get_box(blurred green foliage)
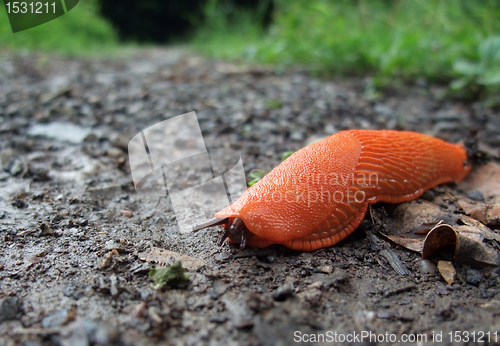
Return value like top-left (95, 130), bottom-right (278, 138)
top-left (0, 0), bottom-right (119, 56)
top-left (193, 0), bottom-right (500, 84)
top-left (451, 36), bottom-right (500, 101)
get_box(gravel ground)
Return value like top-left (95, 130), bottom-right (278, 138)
top-left (0, 48), bottom-right (500, 346)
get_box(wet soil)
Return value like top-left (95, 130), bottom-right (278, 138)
top-left (0, 48), bottom-right (500, 346)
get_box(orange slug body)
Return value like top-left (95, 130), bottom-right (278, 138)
top-left (206, 130), bottom-right (471, 251)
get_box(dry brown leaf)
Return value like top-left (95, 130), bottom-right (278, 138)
top-left (455, 162), bottom-right (500, 226)
top-left (380, 200), bottom-right (500, 266)
top-left (459, 216), bottom-right (500, 242)
top-left (437, 261), bottom-right (456, 284)
top-left (457, 200), bottom-right (488, 223)
top-left (138, 247), bottom-right (204, 271)
top-left (458, 199), bottom-right (500, 226)
top-left (485, 203), bottom-right (500, 226)
top-left (99, 249), bottom-right (119, 269)
top-left (379, 234), bottom-right (423, 253)
top-left (459, 162), bottom-right (500, 202)
top-left (454, 225), bottom-right (500, 266)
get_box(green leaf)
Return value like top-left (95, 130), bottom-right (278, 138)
top-left (478, 69), bottom-right (500, 85)
top-left (453, 60), bottom-right (481, 76)
top-left (265, 99), bottom-right (283, 109)
top-left (149, 261), bottom-right (189, 290)
top-left (281, 151), bottom-right (295, 162)
top-left (479, 37), bottom-right (500, 67)
top-left (450, 77), bottom-right (470, 90)
top-left (248, 169), bottom-right (265, 186)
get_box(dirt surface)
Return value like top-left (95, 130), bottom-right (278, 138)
top-left (1, 48), bottom-right (500, 346)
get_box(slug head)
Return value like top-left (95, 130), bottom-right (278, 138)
top-left (193, 217), bottom-right (249, 249)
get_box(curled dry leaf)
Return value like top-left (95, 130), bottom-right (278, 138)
top-left (422, 224), bottom-right (457, 260)
top-left (423, 222), bottom-right (500, 266)
top-left (138, 247), bottom-right (204, 271)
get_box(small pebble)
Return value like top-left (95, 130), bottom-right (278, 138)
top-left (0, 172), bottom-right (10, 181)
top-left (120, 210), bottom-right (133, 217)
top-left (104, 240), bottom-right (123, 251)
top-left (466, 269), bottom-right (482, 286)
top-left (377, 310), bottom-right (395, 319)
top-left (0, 297), bottom-right (20, 321)
top-left (419, 259), bottom-right (437, 275)
top-left (82, 319), bottom-right (119, 344)
top-left (78, 218), bottom-right (88, 226)
top-left (209, 315), bottom-right (228, 324)
top-left (290, 130), bottom-right (304, 141)
top-left (40, 222), bottom-right (54, 236)
top-left (320, 265), bottom-right (333, 274)
top-left (64, 284), bottom-right (85, 300)
top-left (7, 158), bottom-right (24, 176)
top-left (107, 148), bottom-right (123, 158)
top-left (110, 275), bottom-right (119, 297)
top-left (466, 190), bottom-right (484, 201)
top-left (308, 281), bottom-right (324, 290)
top-left (480, 300), bottom-right (500, 312)
top-left (42, 309), bottom-right (70, 328)
top-left (266, 255), bottom-right (276, 263)
top-left (271, 283), bottom-right (294, 301)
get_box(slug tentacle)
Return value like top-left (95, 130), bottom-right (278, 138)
top-left (240, 229), bottom-right (247, 249)
top-left (228, 218), bottom-right (247, 249)
top-left (217, 222), bottom-right (231, 246)
top-left (192, 217), bottom-right (228, 232)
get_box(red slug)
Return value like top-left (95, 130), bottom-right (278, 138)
top-left (194, 130), bottom-right (471, 251)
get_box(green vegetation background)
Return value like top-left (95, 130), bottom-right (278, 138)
top-left (195, 0), bottom-right (500, 79)
top-left (1, 0), bottom-right (499, 95)
top-left (0, 0), bottom-right (119, 56)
